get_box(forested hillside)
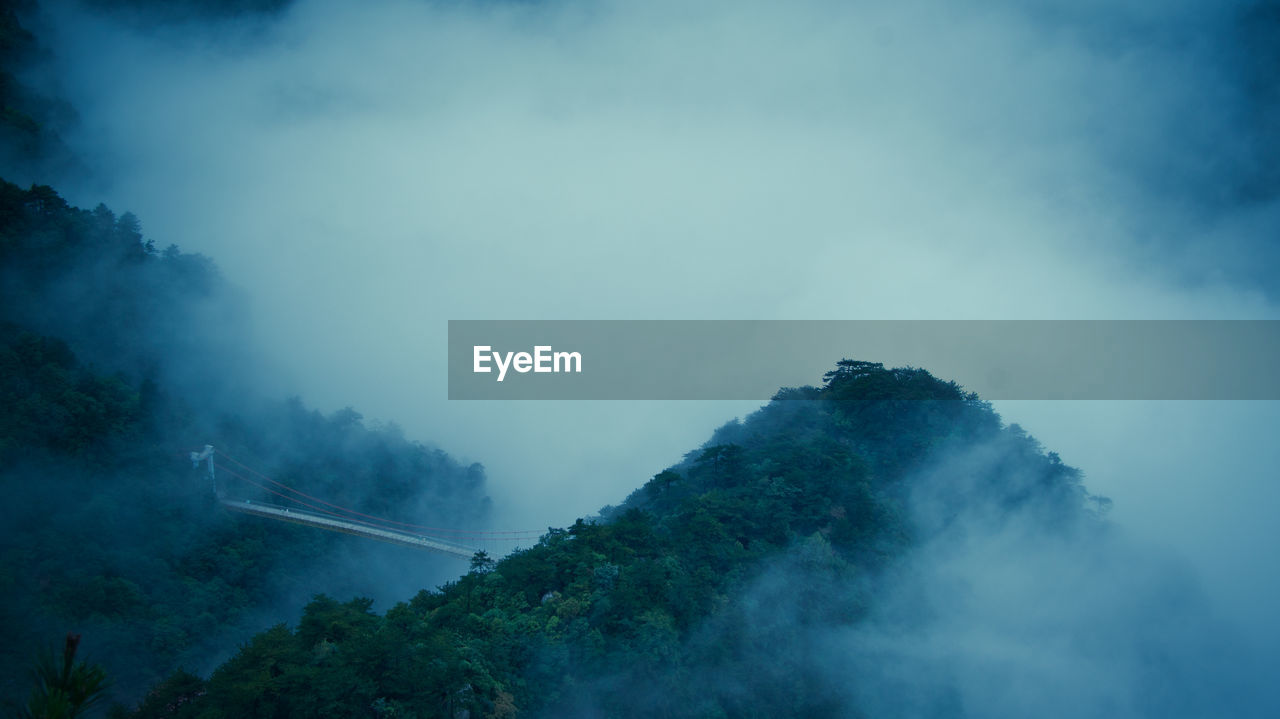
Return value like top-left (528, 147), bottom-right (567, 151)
top-left (0, 0), bottom-right (80, 186)
top-left (6, 1), bottom-right (1265, 717)
top-left (0, 176), bottom-right (1107, 714)
top-left (125, 361), bottom-right (1105, 718)
top-left (0, 180), bottom-right (495, 706)
top-left (0, 175), bottom-right (1108, 715)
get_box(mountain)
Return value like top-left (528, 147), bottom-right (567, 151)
top-left (0, 181), bottom-right (495, 706)
top-left (120, 360), bottom-right (1109, 718)
top-left (2, 5), bottom-right (1251, 715)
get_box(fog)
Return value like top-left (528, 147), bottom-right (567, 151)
top-left (15, 0), bottom-right (1280, 710)
top-left (834, 433), bottom-right (1280, 717)
top-left (993, 400), bottom-right (1280, 656)
top-left (546, 408), bottom-right (1280, 717)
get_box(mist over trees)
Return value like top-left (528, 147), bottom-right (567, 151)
top-left (3, 1), bottom-right (1277, 717)
top-left (113, 359), bottom-right (1269, 719)
top-left (109, 360), bottom-right (1139, 718)
top-left (0, 181), bottom-right (496, 706)
top-left (0, 3), bottom-right (505, 708)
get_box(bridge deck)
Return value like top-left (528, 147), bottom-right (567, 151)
top-left (220, 499), bottom-right (478, 560)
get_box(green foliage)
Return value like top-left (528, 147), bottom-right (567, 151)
top-left (0, 184), bottom-right (496, 709)
top-left (0, 178), bottom-right (1102, 718)
top-left (135, 359), bottom-right (1097, 718)
top-left (0, 324), bottom-right (142, 461)
top-left (123, 670), bottom-right (205, 719)
top-left (14, 633), bottom-right (109, 719)
top-left (0, 338), bottom-right (493, 705)
top-left (0, 0), bottom-right (80, 185)
top-left (0, 180), bottom-right (247, 392)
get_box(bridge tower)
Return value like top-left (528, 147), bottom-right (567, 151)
top-left (190, 444), bottom-right (216, 496)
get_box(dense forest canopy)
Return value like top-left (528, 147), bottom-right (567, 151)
top-left (0, 176), bottom-right (1113, 715)
top-left (0, 4), bottom-right (510, 707)
top-left (3, 1), bottom-right (1274, 717)
top-left (110, 358), bottom-right (1111, 718)
top-left (0, 177), bottom-right (1222, 719)
top-left (0, 180), bottom-right (496, 707)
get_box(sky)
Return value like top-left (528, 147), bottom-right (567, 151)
top-left (28, 0), bottom-right (1280, 668)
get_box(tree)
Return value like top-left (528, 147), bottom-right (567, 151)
top-left (469, 550), bottom-right (496, 575)
top-left (822, 359), bottom-right (885, 385)
top-left (654, 470), bottom-right (680, 491)
top-left (15, 633), bottom-right (108, 719)
top-left (696, 444), bottom-right (744, 487)
top-left (126, 670), bottom-right (206, 719)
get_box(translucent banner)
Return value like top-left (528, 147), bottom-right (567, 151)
top-left (447, 320), bottom-right (1280, 400)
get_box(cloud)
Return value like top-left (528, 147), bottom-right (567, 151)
top-left (833, 432), bottom-right (1280, 717)
top-left (27, 0), bottom-right (1280, 597)
top-left (7, 5), bottom-right (1277, 713)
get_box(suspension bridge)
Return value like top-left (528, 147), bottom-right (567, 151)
top-left (188, 445), bottom-right (542, 560)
